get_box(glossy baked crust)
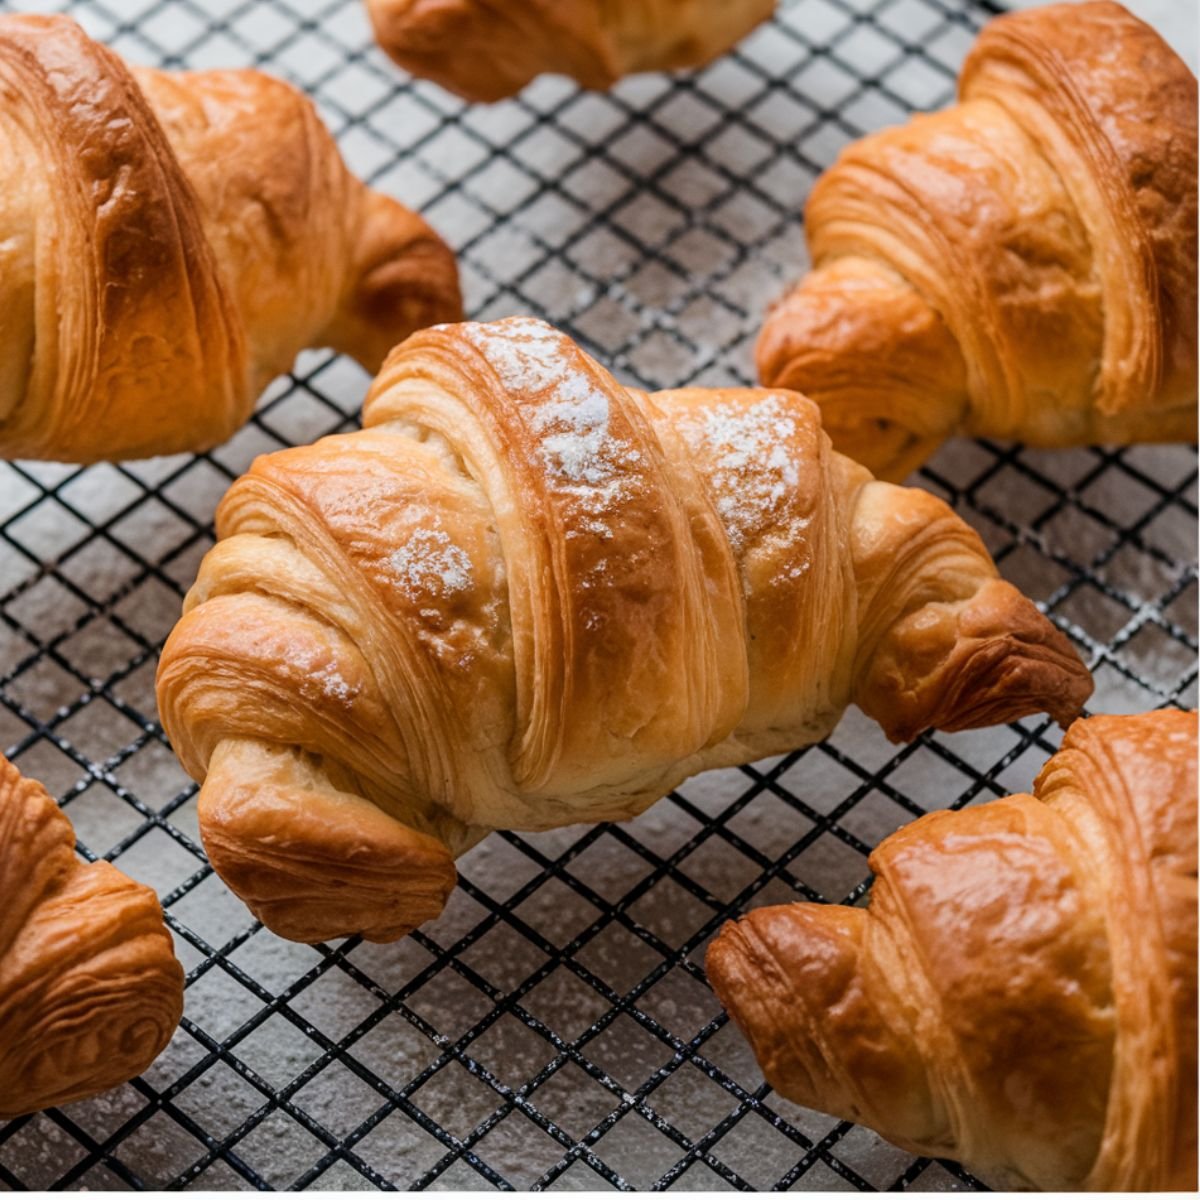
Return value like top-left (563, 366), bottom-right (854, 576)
top-left (156, 316), bottom-right (1091, 944)
top-left (708, 710), bottom-right (1198, 1191)
top-left (0, 13), bottom-right (461, 463)
top-left (366, 0), bottom-right (775, 102)
top-left (757, 1), bottom-right (1198, 480)
top-left (0, 754), bottom-right (184, 1119)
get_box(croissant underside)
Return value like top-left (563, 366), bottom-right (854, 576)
top-left (366, 0), bottom-right (776, 101)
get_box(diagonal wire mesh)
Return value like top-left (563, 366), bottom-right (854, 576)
top-left (0, 0), bottom-right (1195, 1190)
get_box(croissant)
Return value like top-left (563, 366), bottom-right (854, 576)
top-left (156, 316), bottom-right (1091, 945)
top-left (0, 754), bottom-right (184, 1119)
top-left (366, 0), bottom-right (775, 102)
top-left (757, 0), bottom-right (1198, 482)
top-left (708, 710), bottom-right (1198, 1191)
top-left (0, 13), bottom-right (461, 464)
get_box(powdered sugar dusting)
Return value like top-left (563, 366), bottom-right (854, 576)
top-left (678, 394), bottom-right (805, 553)
top-left (464, 316), bottom-right (575, 394)
top-left (286, 642), bottom-right (359, 703)
top-left (389, 528), bottom-right (473, 602)
top-left (312, 663), bottom-right (354, 701)
top-left (463, 318), bottom-right (642, 538)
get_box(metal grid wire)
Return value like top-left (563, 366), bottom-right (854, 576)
top-left (0, 0), bottom-right (1195, 1190)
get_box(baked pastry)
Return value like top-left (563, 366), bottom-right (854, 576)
top-left (0, 13), bottom-right (461, 464)
top-left (757, 1), bottom-right (1198, 482)
top-left (156, 316), bottom-right (1091, 945)
top-left (366, 0), bottom-right (775, 102)
top-left (708, 710), bottom-right (1197, 1191)
top-left (0, 753), bottom-right (185, 1119)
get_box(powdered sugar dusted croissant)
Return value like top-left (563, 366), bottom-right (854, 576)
top-left (157, 317), bottom-right (1091, 944)
top-left (0, 754), bottom-right (184, 1118)
top-left (366, 0), bottom-right (775, 102)
top-left (757, 1), bottom-right (1198, 481)
top-left (708, 710), bottom-right (1197, 1191)
top-left (0, 13), bottom-right (461, 463)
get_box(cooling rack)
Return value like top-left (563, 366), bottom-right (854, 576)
top-left (0, 0), bottom-right (1195, 1190)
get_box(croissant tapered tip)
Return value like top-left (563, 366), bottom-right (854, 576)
top-left (706, 918), bottom-right (766, 1039)
top-left (706, 919), bottom-right (747, 1012)
top-left (756, 259), bottom-right (969, 482)
top-left (857, 579), bottom-right (1093, 744)
top-left (707, 903), bottom-right (876, 1117)
top-left (706, 916), bottom-right (784, 1080)
top-left (196, 740), bottom-right (459, 945)
top-left (326, 191), bottom-right (463, 374)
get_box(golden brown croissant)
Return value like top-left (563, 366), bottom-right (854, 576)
top-left (0, 13), bottom-right (461, 464)
top-left (366, 0), bottom-right (775, 102)
top-left (708, 709), bottom-right (1198, 1192)
top-left (156, 316), bottom-right (1091, 945)
top-left (757, 1), bottom-right (1198, 482)
top-left (0, 753), bottom-right (185, 1119)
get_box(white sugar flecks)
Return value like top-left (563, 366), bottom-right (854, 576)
top-left (389, 528), bottom-right (473, 602)
top-left (312, 663), bottom-right (355, 702)
top-left (286, 641), bottom-right (360, 703)
top-left (463, 319), bottom-right (642, 537)
top-left (464, 316), bottom-right (575, 394)
top-left (678, 394), bottom-right (805, 552)
top-left (532, 372), bottom-right (613, 486)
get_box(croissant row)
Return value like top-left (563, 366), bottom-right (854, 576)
top-left (366, 0), bottom-right (777, 102)
top-left (0, 754), bottom-right (184, 1119)
top-left (707, 710), bottom-right (1198, 1192)
top-left (0, 13), bottom-right (462, 464)
top-left (757, 0), bottom-right (1198, 480)
top-left (156, 317), bottom-right (1091, 945)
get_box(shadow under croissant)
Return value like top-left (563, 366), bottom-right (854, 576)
top-left (155, 317), bottom-right (1092, 948)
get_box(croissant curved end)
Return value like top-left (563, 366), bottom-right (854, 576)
top-left (325, 191), bottom-right (463, 374)
top-left (198, 740), bottom-right (458, 945)
top-left (756, 259), bottom-right (968, 483)
top-left (706, 913), bottom-right (824, 1101)
top-left (857, 578), bottom-right (1093, 743)
top-left (0, 866), bottom-right (185, 1118)
top-left (707, 903), bottom-right (903, 1130)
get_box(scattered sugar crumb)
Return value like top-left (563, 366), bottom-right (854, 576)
top-left (286, 643), bottom-right (359, 703)
top-left (389, 528), bottom-right (473, 602)
top-left (312, 663), bottom-right (354, 701)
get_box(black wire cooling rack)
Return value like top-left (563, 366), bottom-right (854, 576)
top-left (0, 0), bottom-right (1196, 1190)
